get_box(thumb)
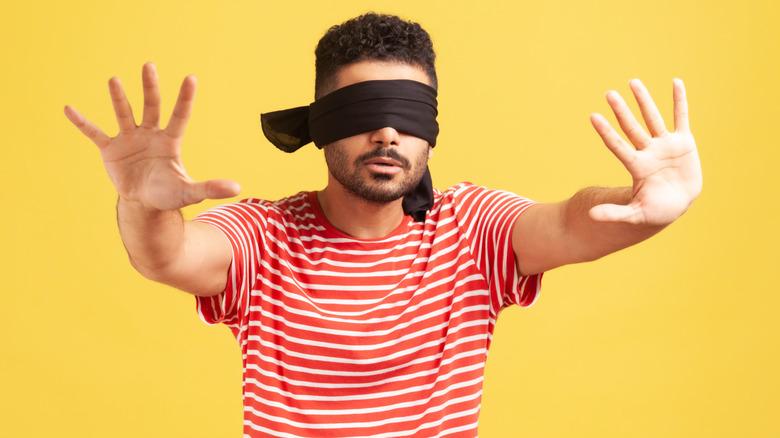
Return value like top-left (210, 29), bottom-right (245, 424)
top-left (589, 203), bottom-right (643, 224)
top-left (184, 179), bottom-right (242, 206)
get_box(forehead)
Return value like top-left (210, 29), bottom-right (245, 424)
top-left (335, 61), bottom-right (431, 90)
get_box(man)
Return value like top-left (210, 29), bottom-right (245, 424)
top-left (64, 13), bottom-right (701, 438)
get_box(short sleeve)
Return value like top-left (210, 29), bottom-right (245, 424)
top-left (450, 183), bottom-right (542, 315)
top-left (192, 201), bottom-right (267, 335)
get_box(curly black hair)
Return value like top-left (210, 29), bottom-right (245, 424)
top-left (314, 13), bottom-right (437, 99)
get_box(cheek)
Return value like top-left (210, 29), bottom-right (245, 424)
top-left (323, 143), bottom-right (347, 172)
top-left (324, 137), bottom-right (367, 164)
top-left (414, 146), bottom-right (431, 170)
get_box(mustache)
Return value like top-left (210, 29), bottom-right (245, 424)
top-left (356, 148), bottom-right (410, 169)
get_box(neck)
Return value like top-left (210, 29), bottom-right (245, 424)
top-left (317, 183), bottom-right (406, 240)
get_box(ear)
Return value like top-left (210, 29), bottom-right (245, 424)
top-left (428, 145), bottom-right (434, 159)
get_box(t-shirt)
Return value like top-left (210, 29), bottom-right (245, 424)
top-left (194, 182), bottom-right (542, 438)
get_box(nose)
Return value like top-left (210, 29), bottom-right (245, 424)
top-left (370, 127), bottom-right (400, 147)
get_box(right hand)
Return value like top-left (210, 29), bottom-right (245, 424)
top-left (65, 62), bottom-right (241, 211)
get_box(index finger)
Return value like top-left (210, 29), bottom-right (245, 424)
top-left (673, 78), bottom-right (690, 133)
top-left (629, 79), bottom-right (667, 137)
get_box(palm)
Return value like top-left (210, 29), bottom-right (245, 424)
top-left (99, 126), bottom-right (192, 211)
top-left (589, 79), bottom-right (702, 225)
top-left (65, 63), bottom-right (240, 211)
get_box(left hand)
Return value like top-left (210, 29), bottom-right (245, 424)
top-left (588, 79), bottom-right (702, 226)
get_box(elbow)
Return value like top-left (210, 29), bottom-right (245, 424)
top-left (126, 254), bottom-right (176, 284)
top-left (126, 253), bottom-right (226, 297)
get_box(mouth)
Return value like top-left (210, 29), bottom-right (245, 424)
top-left (364, 157), bottom-right (404, 175)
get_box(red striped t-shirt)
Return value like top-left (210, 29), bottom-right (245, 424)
top-left (194, 182), bottom-right (542, 437)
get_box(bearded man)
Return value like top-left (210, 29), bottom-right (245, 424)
top-left (65, 12), bottom-right (701, 438)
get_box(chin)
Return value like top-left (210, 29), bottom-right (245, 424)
top-left (347, 176), bottom-right (412, 204)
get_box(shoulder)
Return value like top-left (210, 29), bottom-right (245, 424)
top-left (195, 191), bottom-right (316, 226)
top-left (424, 182), bottom-right (491, 225)
top-left (209, 191), bottom-right (311, 212)
top-left (433, 182), bottom-right (476, 203)
top-left (265, 191), bottom-right (315, 216)
top-left (431, 182), bottom-right (536, 222)
top-left (434, 182), bottom-right (514, 208)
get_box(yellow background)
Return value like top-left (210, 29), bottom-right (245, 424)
top-left (1, 0), bottom-right (778, 436)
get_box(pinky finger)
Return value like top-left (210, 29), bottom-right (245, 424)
top-left (64, 105), bottom-right (111, 148)
top-left (590, 113), bottom-right (636, 168)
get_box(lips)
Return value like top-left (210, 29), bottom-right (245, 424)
top-left (364, 157), bottom-right (404, 174)
top-left (366, 157), bottom-right (403, 167)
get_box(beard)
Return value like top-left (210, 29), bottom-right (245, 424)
top-left (324, 142), bottom-right (429, 204)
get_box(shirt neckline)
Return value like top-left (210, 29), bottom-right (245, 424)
top-left (307, 191), bottom-right (414, 242)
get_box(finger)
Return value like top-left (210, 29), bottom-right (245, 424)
top-left (629, 79), bottom-right (667, 137)
top-left (141, 62), bottom-right (161, 128)
top-left (605, 90), bottom-right (652, 149)
top-left (108, 77), bottom-right (136, 132)
top-left (64, 105), bottom-right (111, 148)
top-left (165, 75), bottom-right (197, 138)
top-left (590, 113), bottom-right (636, 168)
top-left (589, 203), bottom-right (643, 224)
top-left (673, 78), bottom-right (690, 133)
top-left (184, 179), bottom-right (242, 206)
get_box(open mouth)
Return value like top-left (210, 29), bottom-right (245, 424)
top-left (365, 157), bottom-right (403, 167)
top-left (365, 158), bottom-right (403, 175)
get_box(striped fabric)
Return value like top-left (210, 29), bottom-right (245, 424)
top-left (194, 182), bottom-right (542, 437)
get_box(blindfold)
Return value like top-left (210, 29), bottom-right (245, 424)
top-left (260, 79), bottom-right (439, 221)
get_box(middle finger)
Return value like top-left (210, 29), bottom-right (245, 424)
top-left (606, 90), bottom-right (652, 150)
top-left (141, 62), bottom-right (161, 128)
top-left (629, 79), bottom-right (667, 138)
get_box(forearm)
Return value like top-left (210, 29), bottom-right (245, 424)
top-left (514, 187), bottom-right (667, 276)
top-left (115, 197), bottom-right (230, 296)
top-left (561, 187), bottom-right (665, 263)
top-left (116, 196), bottom-right (187, 281)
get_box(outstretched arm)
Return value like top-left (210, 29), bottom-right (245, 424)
top-left (513, 79), bottom-right (702, 276)
top-left (65, 62), bottom-right (241, 296)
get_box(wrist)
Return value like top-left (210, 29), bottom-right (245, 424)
top-left (116, 195), bottom-right (179, 217)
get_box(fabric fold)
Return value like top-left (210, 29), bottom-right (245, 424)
top-left (260, 106), bottom-right (311, 153)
